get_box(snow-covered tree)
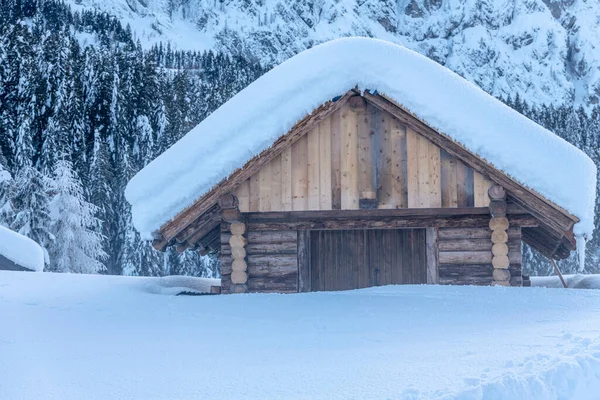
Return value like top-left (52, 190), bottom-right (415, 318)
top-left (48, 158), bottom-right (106, 273)
top-left (0, 151), bottom-right (14, 227)
top-left (11, 165), bottom-right (52, 265)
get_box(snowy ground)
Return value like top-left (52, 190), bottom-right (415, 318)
top-left (1, 272), bottom-right (600, 399)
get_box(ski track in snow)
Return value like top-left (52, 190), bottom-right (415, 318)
top-left (1, 271), bottom-right (600, 399)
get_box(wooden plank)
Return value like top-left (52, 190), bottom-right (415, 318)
top-left (428, 141), bottom-right (441, 208)
top-left (482, 177), bottom-right (493, 208)
top-left (246, 230), bottom-right (297, 243)
top-left (307, 126), bottom-right (321, 210)
top-left (258, 161), bottom-right (271, 212)
top-left (473, 171), bottom-right (486, 207)
top-left (440, 149), bottom-right (458, 207)
top-left (341, 105), bottom-right (359, 209)
top-left (391, 120), bottom-right (407, 208)
top-left (439, 226), bottom-right (522, 240)
top-left (438, 251), bottom-right (493, 265)
top-left (235, 179), bottom-right (250, 213)
top-left (358, 106), bottom-right (375, 201)
top-left (319, 118), bottom-right (332, 210)
top-left (247, 214), bottom-right (536, 231)
top-left (270, 155), bottom-right (282, 211)
top-left (292, 134), bottom-right (308, 210)
top-left (298, 230), bottom-right (311, 292)
top-left (249, 173), bottom-right (260, 212)
top-left (438, 238), bottom-right (493, 252)
top-left (281, 147), bottom-right (293, 211)
top-left (406, 127), bottom-right (419, 207)
top-left (377, 108), bottom-right (394, 208)
top-left (417, 134), bottom-right (430, 208)
top-left (330, 109), bottom-right (342, 210)
top-left (246, 241), bottom-right (297, 255)
top-left (426, 227), bottom-right (438, 284)
top-left (455, 159), bottom-right (472, 207)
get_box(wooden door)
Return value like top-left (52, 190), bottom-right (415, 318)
top-left (309, 229), bottom-right (427, 291)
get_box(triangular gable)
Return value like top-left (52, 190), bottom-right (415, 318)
top-left (154, 91), bottom-right (578, 259)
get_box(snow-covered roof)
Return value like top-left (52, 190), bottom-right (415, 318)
top-left (126, 37), bottom-right (596, 239)
top-left (0, 225), bottom-right (45, 272)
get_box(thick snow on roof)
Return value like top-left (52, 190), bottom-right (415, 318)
top-left (126, 37), bottom-right (596, 238)
top-left (0, 225), bottom-right (44, 272)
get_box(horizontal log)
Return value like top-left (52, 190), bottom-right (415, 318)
top-left (247, 254), bottom-right (297, 268)
top-left (439, 263), bottom-right (493, 277)
top-left (230, 283), bottom-right (248, 293)
top-left (492, 243), bottom-right (509, 256)
top-left (491, 230), bottom-right (508, 244)
top-left (246, 230), bottom-right (297, 243)
top-left (438, 238), bottom-right (492, 252)
top-left (232, 246), bottom-right (246, 259)
top-left (439, 277), bottom-right (493, 286)
top-left (232, 259), bottom-right (247, 272)
top-left (509, 276), bottom-right (523, 286)
top-left (244, 207), bottom-right (527, 222)
top-left (492, 281), bottom-right (510, 287)
top-left (489, 217), bottom-right (509, 231)
top-left (231, 270), bottom-right (248, 284)
top-left (488, 185), bottom-right (507, 201)
top-left (247, 215), bottom-right (537, 232)
top-left (439, 251), bottom-right (492, 265)
top-left (493, 268), bottom-right (511, 282)
top-left (492, 255), bottom-right (510, 269)
top-left (222, 208), bottom-right (242, 223)
top-left (230, 222), bottom-right (246, 235)
top-left (247, 263), bottom-right (298, 278)
top-left (218, 193), bottom-right (238, 209)
top-left (438, 226), bottom-right (521, 240)
top-left (229, 235), bottom-right (247, 248)
top-left (247, 276), bottom-right (298, 293)
top-left (489, 200), bottom-right (507, 218)
top-left (246, 242), bottom-right (297, 255)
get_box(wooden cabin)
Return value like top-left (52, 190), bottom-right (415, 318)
top-left (127, 38), bottom-right (594, 294)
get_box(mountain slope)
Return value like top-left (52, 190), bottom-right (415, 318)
top-left (68, 0), bottom-right (600, 107)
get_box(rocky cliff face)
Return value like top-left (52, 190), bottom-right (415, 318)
top-left (71, 0), bottom-right (600, 107)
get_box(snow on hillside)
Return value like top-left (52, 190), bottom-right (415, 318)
top-left (2, 271), bottom-right (600, 399)
top-left (67, 0), bottom-right (600, 107)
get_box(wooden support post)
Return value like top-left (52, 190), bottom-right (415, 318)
top-left (489, 185), bottom-right (511, 286)
top-left (220, 194), bottom-right (248, 293)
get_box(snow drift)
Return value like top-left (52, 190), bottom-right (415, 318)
top-left (126, 37), bottom-right (596, 240)
top-left (2, 271), bottom-right (600, 399)
top-left (0, 225), bottom-right (44, 272)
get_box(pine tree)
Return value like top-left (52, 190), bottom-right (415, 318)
top-left (48, 158), bottom-right (106, 273)
top-left (0, 149), bottom-right (14, 227)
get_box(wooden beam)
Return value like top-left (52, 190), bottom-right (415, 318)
top-left (297, 230), bottom-right (311, 292)
top-left (154, 92), bottom-right (354, 249)
top-left (245, 212), bottom-right (537, 232)
top-left (426, 228), bottom-right (438, 284)
top-left (361, 91), bottom-right (578, 233)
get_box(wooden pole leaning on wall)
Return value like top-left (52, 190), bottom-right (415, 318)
top-left (220, 194), bottom-right (248, 293)
top-left (488, 185), bottom-right (511, 286)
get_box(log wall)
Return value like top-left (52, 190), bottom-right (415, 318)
top-left (221, 224), bottom-right (298, 294)
top-left (234, 102), bottom-right (493, 213)
top-left (437, 227), bottom-right (523, 286)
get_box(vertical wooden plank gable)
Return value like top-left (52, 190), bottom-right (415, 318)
top-left (406, 127), bottom-right (419, 208)
top-left (281, 147), bottom-right (293, 211)
top-left (330, 109), bottom-right (342, 210)
top-left (235, 179), bottom-right (250, 213)
top-left (307, 126), bottom-right (321, 210)
top-left (358, 105), bottom-right (376, 201)
top-left (341, 104), bottom-right (359, 209)
top-left (428, 141), bottom-right (442, 208)
top-left (319, 118), bottom-right (333, 210)
top-left (440, 149), bottom-right (458, 208)
top-left (292, 134), bottom-right (309, 210)
top-left (249, 173), bottom-right (260, 212)
top-left (417, 134), bottom-right (430, 208)
top-left (259, 160), bottom-right (272, 211)
top-left (390, 120), bottom-right (408, 208)
top-left (270, 155), bottom-right (282, 211)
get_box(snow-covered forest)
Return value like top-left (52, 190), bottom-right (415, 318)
top-left (0, 0), bottom-right (599, 276)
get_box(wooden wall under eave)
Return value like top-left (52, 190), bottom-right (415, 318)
top-left (437, 227), bottom-right (523, 286)
top-left (234, 102), bottom-right (494, 213)
top-left (220, 224), bottom-right (298, 294)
